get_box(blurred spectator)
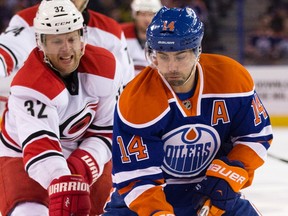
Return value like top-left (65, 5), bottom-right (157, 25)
top-left (204, 0), bottom-right (233, 18)
top-left (90, 0), bottom-right (227, 53)
top-left (0, 0), bottom-right (13, 32)
top-left (89, 0), bottom-right (131, 22)
top-left (245, 0), bottom-right (288, 64)
top-left (91, 0), bottom-right (232, 54)
top-left (8, 0), bottom-right (288, 65)
top-left (161, 0), bottom-right (225, 52)
top-left (0, 0), bottom-right (40, 32)
top-left (161, 0), bottom-right (208, 22)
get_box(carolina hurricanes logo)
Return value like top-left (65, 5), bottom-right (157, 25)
top-left (59, 102), bottom-right (97, 140)
top-left (69, 114), bottom-right (92, 134)
top-left (162, 124), bottom-right (220, 177)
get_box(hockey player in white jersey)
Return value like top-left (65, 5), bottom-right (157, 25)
top-left (0, 0), bottom-right (134, 125)
top-left (0, 0), bottom-right (134, 212)
top-left (0, 0), bottom-right (134, 81)
top-left (121, 0), bottom-right (162, 75)
top-left (0, 0), bottom-right (121, 215)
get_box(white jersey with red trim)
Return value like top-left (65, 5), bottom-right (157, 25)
top-left (0, 44), bottom-right (120, 189)
top-left (121, 22), bottom-right (148, 76)
top-left (0, 5), bottom-right (134, 86)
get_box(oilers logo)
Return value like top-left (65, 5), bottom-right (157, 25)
top-left (162, 124), bottom-right (220, 177)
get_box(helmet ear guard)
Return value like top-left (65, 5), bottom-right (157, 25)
top-left (193, 46), bottom-right (202, 60)
top-left (144, 43), bottom-right (157, 68)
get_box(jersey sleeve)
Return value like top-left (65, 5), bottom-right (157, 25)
top-left (112, 102), bottom-right (174, 215)
top-left (118, 31), bottom-right (135, 86)
top-left (8, 85), bottom-right (70, 189)
top-left (76, 45), bottom-right (121, 175)
top-left (79, 88), bottom-right (116, 175)
top-left (227, 89), bottom-right (273, 187)
top-left (0, 14), bottom-right (36, 77)
top-left (199, 54), bottom-right (273, 187)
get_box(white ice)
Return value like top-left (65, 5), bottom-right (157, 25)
top-left (242, 127), bottom-right (288, 216)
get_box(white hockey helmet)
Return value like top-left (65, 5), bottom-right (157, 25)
top-left (131, 0), bottom-right (162, 14)
top-left (34, 0), bottom-right (84, 35)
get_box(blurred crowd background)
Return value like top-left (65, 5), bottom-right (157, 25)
top-left (1, 0), bottom-right (288, 65)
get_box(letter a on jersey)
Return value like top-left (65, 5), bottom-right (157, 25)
top-left (211, 100), bottom-right (230, 126)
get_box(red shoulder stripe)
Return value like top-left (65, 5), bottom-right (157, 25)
top-left (17, 4), bottom-right (39, 27)
top-left (0, 46), bottom-right (16, 76)
top-left (11, 49), bottom-right (65, 100)
top-left (121, 22), bottom-right (136, 39)
top-left (87, 10), bottom-right (122, 39)
top-left (79, 44), bottom-right (116, 79)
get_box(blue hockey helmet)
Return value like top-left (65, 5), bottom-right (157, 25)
top-left (146, 6), bottom-right (204, 52)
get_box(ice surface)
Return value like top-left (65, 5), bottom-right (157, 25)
top-left (242, 127), bottom-right (288, 216)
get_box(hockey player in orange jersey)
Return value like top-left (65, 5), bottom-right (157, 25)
top-left (0, 0), bottom-right (121, 215)
top-left (103, 6), bottom-right (273, 216)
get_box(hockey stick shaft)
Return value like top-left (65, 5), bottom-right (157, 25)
top-left (268, 153), bottom-right (288, 163)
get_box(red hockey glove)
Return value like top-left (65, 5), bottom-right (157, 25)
top-left (67, 149), bottom-right (100, 185)
top-left (48, 175), bottom-right (91, 216)
top-left (194, 157), bottom-right (249, 215)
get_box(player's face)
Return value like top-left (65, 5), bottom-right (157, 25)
top-left (71, 0), bottom-right (88, 12)
top-left (155, 50), bottom-right (197, 91)
top-left (134, 11), bottom-right (155, 39)
top-left (43, 31), bottom-right (84, 77)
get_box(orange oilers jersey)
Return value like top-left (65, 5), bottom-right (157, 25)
top-left (0, 45), bottom-right (120, 189)
top-left (111, 54), bottom-right (273, 215)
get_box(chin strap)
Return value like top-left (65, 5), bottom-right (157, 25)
top-left (182, 58), bottom-right (198, 86)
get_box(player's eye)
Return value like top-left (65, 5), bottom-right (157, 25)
top-left (159, 54), bottom-right (169, 61)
